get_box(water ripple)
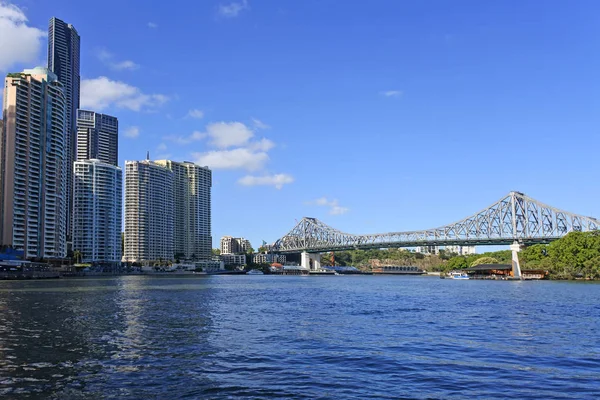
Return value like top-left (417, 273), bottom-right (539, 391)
top-left (0, 276), bottom-right (599, 398)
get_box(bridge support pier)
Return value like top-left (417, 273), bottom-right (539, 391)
top-left (510, 241), bottom-right (524, 279)
top-left (301, 251), bottom-right (321, 271)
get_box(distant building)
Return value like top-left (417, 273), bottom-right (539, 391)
top-left (124, 160), bottom-right (174, 263)
top-left (155, 160), bottom-right (211, 261)
top-left (48, 17), bottom-right (80, 242)
top-left (220, 236), bottom-right (252, 254)
top-left (221, 253), bottom-right (246, 266)
top-left (415, 245), bottom-right (439, 255)
top-left (76, 110), bottom-right (118, 166)
top-left (445, 245), bottom-right (477, 256)
top-left (72, 160), bottom-right (122, 264)
top-left (253, 253), bottom-right (286, 265)
top-left (0, 68), bottom-right (67, 259)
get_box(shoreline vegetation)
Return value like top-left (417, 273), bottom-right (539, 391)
top-left (319, 231), bottom-right (600, 281)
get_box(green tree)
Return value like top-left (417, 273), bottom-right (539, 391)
top-left (445, 256), bottom-right (468, 271)
top-left (470, 256), bottom-right (499, 267)
top-left (73, 250), bottom-right (82, 264)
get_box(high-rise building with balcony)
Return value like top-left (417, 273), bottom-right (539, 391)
top-left (72, 160), bottom-right (122, 264)
top-left (124, 160), bottom-right (174, 263)
top-left (0, 68), bottom-right (67, 259)
top-left (155, 160), bottom-right (212, 261)
top-left (76, 110), bottom-right (118, 166)
top-left (48, 17), bottom-right (80, 242)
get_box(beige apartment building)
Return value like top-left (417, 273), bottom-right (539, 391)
top-left (124, 160), bottom-right (174, 263)
top-left (0, 68), bottom-right (68, 259)
top-left (155, 160), bottom-right (212, 261)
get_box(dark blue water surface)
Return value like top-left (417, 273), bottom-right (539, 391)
top-left (0, 275), bottom-right (599, 399)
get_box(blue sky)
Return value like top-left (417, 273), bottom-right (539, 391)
top-left (1, 0), bottom-right (599, 250)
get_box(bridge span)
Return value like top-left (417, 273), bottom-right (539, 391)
top-left (272, 191), bottom-right (600, 278)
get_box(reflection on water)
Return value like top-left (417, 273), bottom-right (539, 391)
top-left (0, 276), bottom-right (599, 399)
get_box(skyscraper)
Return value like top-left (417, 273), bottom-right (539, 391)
top-left (48, 17), bottom-right (80, 241)
top-left (124, 160), bottom-right (174, 263)
top-left (155, 160), bottom-right (212, 260)
top-left (76, 110), bottom-right (118, 166)
top-left (72, 160), bottom-right (122, 264)
top-left (0, 68), bottom-right (67, 259)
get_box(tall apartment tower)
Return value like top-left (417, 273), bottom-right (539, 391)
top-left (72, 160), bottom-right (122, 264)
top-left (124, 160), bottom-right (174, 263)
top-left (0, 68), bottom-right (67, 259)
top-left (48, 17), bottom-right (80, 241)
top-left (76, 110), bottom-right (118, 165)
top-left (155, 160), bottom-right (212, 261)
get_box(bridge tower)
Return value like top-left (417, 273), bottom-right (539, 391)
top-left (301, 251), bottom-right (321, 271)
top-left (510, 241), bottom-right (524, 279)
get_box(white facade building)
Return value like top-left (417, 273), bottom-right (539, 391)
top-left (220, 236), bottom-right (252, 254)
top-left (444, 245), bottom-right (477, 256)
top-left (155, 160), bottom-right (211, 260)
top-left (124, 160), bottom-right (174, 263)
top-left (72, 160), bottom-right (122, 263)
top-left (253, 253), bottom-right (287, 264)
top-left (0, 68), bottom-right (67, 259)
top-left (415, 245), bottom-right (440, 255)
top-left (221, 253), bottom-right (246, 266)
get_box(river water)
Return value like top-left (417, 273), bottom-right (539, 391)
top-left (0, 275), bottom-right (598, 399)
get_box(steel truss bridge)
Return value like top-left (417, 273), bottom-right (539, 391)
top-left (273, 191), bottom-right (600, 254)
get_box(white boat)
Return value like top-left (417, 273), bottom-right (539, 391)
top-left (246, 269), bottom-right (264, 275)
top-left (449, 271), bottom-right (470, 280)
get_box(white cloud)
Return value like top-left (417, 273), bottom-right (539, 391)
top-left (97, 49), bottom-right (139, 71)
top-left (238, 174), bottom-right (294, 189)
top-left (309, 197), bottom-right (350, 215)
top-left (248, 138), bottom-right (275, 152)
top-left (157, 143), bottom-right (167, 151)
top-left (163, 130), bottom-right (206, 145)
top-left (147, 22), bottom-right (158, 28)
top-left (192, 148), bottom-right (269, 171)
top-left (206, 121), bottom-right (254, 148)
top-left (80, 77), bottom-right (169, 112)
top-left (218, 0), bottom-right (249, 17)
top-left (0, 3), bottom-right (46, 72)
top-left (252, 118), bottom-right (270, 130)
top-left (111, 60), bottom-right (139, 71)
top-left (188, 109), bottom-right (204, 119)
top-left (124, 126), bottom-right (140, 138)
top-left (380, 90), bottom-right (402, 97)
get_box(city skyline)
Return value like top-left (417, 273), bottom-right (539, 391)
top-left (0, 1), bottom-right (599, 249)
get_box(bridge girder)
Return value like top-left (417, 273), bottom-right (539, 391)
top-left (272, 192), bottom-right (600, 254)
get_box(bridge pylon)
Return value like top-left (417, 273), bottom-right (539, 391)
top-left (301, 251), bottom-right (321, 271)
top-left (510, 241), bottom-right (524, 279)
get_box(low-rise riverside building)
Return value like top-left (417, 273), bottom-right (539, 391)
top-left (253, 253), bottom-right (286, 265)
top-left (221, 253), bottom-right (246, 266)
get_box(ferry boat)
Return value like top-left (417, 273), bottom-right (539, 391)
top-left (246, 269), bottom-right (264, 275)
top-left (449, 271), bottom-right (470, 280)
